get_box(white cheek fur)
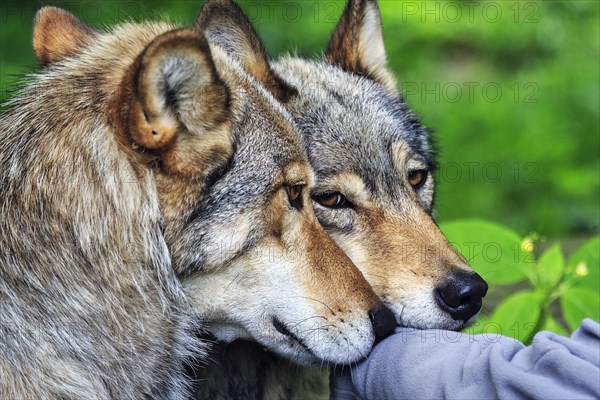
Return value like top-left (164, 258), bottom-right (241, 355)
top-left (418, 174), bottom-right (435, 211)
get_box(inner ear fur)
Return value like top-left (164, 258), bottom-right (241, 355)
top-left (120, 28), bottom-right (232, 175)
top-left (33, 7), bottom-right (96, 66)
top-left (196, 0), bottom-right (296, 102)
top-left (325, 0), bottom-right (397, 93)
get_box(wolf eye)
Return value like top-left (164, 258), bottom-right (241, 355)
top-left (408, 170), bottom-right (428, 189)
top-left (313, 192), bottom-right (350, 209)
top-left (286, 185), bottom-right (303, 210)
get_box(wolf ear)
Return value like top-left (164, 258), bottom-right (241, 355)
top-left (196, 0), bottom-right (296, 102)
top-left (325, 0), bottom-right (397, 93)
top-left (122, 28), bottom-right (232, 175)
top-left (33, 7), bottom-right (96, 66)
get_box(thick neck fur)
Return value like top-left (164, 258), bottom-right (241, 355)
top-left (189, 340), bottom-right (326, 400)
top-left (0, 21), bottom-right (201, 400)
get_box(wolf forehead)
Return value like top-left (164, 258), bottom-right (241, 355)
top-left (184, 104), bottom-right (311, 225)
top-left (199, 96), bottom-right (310, 203)
top-left (274, 58), bottom-right (435, 175)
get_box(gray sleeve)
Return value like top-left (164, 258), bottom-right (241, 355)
top-left (330, 319), bottom-right (600, 400)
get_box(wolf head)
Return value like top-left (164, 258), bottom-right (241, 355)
top-left (276, 0), bottom-right (488, 330)
top-left (197, 0), bottom-right (488, 331)
top-left (29, 7), bottom-right (392, 366)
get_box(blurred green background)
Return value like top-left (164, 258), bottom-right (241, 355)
top-left (1, 0), bottom-right (598, 240)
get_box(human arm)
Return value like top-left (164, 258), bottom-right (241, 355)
top-left (331, 319), bottom-right (600, 400)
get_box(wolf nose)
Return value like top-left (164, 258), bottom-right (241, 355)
top-left (368, 305), bottom-right (396, 341)
top-left (435, 271), bottom-right (488, 321)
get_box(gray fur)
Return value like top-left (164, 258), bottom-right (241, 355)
top-left (0, 26), bottom-right (202, 398)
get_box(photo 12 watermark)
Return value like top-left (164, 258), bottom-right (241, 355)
top-left (397, 1), bottom-right (540, 24)
top-left (401, 82), bottom-right (539, 104)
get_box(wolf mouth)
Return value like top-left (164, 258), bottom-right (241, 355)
top-left (272, 317), bottom-right (317, 358)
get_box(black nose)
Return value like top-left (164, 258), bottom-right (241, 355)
top-left (368, 305), bottom-right (396, 341)
top-left (435, 271), bottom-right (488, 321)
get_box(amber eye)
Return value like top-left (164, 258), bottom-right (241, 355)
top-left (408, 170), bottom-right (428, 189)
top-left (286, 185), bottom-right (303, 210)
top-left (313, 192), bottom-right (350, 209)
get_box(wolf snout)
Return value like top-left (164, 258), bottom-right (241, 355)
top-left (368, 304), bottom-right (396, 341)
top-left (435, 271), bottom-right (488, 321)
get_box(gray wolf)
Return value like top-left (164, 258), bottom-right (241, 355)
top-left (0, 6), bottom-right (390, 399)
top-left (190, 0), bottom-right (488, 398)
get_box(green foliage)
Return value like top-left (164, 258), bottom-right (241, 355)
top-left (567, 237), bottom-right (600, 293)
top-left (537, 244), bottom-right (564, 288)
top-left (561, 287), bottom-right (600, 331)
top-left (487, 291), bottom-right (542, 342)
top-left (442, 219), bottom-right (600, 343)
top-left (441, 219), bottom-right (529, 285)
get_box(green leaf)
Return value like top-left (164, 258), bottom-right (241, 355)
top-left (561, 286), bottom-right (600, 331)
top-left (540, 315), bottom-right (569, 336)
top-left (567, 236), bottom-right (599, 293)
top-left (440, 219), bottom-right (531, 285)
top-left (488, 291), bottom-right (543, 342)
top-left (462, 315), bottom-right (491, 335)
top-left (537, 243), bottom-right (564, 288)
